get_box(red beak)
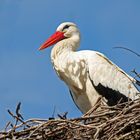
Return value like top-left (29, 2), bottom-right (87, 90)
top-left (39, 31), bottom-right (65, 50)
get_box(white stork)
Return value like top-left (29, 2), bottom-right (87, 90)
top-left (39, 22), bottom-right (139, 113)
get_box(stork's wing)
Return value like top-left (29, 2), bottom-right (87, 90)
top-left (87, 52), bottom-right (139, 105)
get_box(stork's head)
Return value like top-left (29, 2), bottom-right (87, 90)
top-left (39, 22), bottom-right (80, 50)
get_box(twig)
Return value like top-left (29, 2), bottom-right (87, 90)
top-left (7, 109), bottom-right (30, 128)
top-left (16, 102), bottom-right (24, 120)
top-left (113, 46), bottom-right (140, 57)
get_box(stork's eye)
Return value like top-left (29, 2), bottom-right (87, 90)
top-left (62, 25), bottom-right (70, 31)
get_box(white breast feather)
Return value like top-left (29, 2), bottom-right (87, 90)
top-left (54, 52), bottom-right (87, 90)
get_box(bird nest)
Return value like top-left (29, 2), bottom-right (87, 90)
top-left (0, 97), bottom-right (140, 140)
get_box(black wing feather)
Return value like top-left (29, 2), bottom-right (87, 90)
top-left (88, 71), bottom-right (130, 106)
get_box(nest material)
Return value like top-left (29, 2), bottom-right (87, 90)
top-left (0, 97), bottom-right (140, 140)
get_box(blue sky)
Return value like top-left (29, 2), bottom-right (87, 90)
top-left (0, 0), bottom-right (140, 129)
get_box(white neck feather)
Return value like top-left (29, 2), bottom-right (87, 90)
top-left (51, 34), bottom-right (80, 60)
